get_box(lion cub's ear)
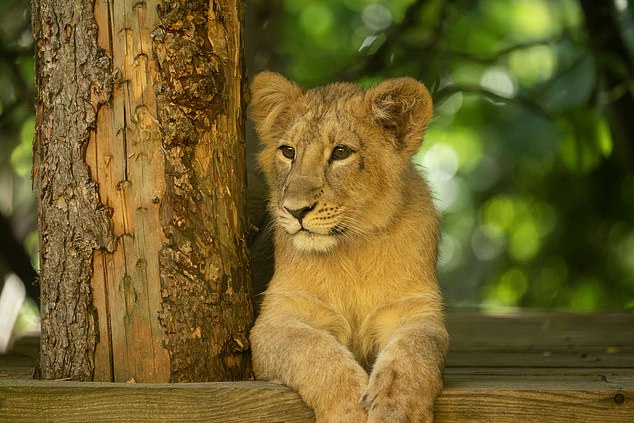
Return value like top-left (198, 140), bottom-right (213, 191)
top-left (250, 71), bottom-right (304, 143)
top-left (365, 78), bottom-right (433, 155)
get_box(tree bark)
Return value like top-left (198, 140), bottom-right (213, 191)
top-left (32, 0), bottom-right (253, 383)
top-left (154, 0), bottom-right (253, 382)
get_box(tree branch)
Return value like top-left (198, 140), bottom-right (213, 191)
top-left (431, 32), bottom-right (576, 65)
top-left (434, 83), bottom-right (554, 119)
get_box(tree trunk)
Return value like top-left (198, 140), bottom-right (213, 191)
top-left (579, 0), bottom-right (634, 170)
top-left (32, 0), bottom-right (253, 383)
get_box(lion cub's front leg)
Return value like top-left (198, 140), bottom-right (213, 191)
top-left (251, 304), bottom-right (368, 423)
top-left (358, 295), bottom-right (449, 423)
top-left (362, 320), bottom-right (449, 423)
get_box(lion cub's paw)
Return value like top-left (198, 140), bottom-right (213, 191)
top-left (316, 397), bottom-right (367, 423)
top-left (314, 370), bottom-right (368, 423)
top-left (361, 366), bottom-right (433, 423)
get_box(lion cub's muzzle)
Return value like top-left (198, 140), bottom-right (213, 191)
top-left (277, 198), bottom-right (344, 252)
top-left (284, 202), bottom-right (317, 224)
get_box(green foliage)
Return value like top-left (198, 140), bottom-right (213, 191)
top-left (0, 0), bottom-right (632, 311)
top-left (11, 116), bottom-right (34, 178)
top-left (262, 0), bottom-right (634, 310)
top-left (0, 0), bottom-right (36, 269)
top-left (557, 109), bottom-right (613, 173)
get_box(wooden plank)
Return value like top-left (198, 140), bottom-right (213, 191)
top-left (435, 388), bottom-right (631, 423)
top-left (447, 348), bottom-right (634, 368)
top-left (0, 337), bottom-right (37, 365)
top-left (445, 367), bottom-right (632, 382)
top-left (0, 380), bottom-right (314, 423)
top-left (0, 377), bottom-right (630, 423)
top-left (444, 372), bottom-right (633, 390)
top-left (2, 312), bottom-right (633, 421)
top-left (4, 312), bottom-right (634, 372)
top-left (0, 368), bottom-right (34, 380)
top-left (0, 335), bottom-right (38, 379)
top-left (447, 311), bottom-right (634, 350)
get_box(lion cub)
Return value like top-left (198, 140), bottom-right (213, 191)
top-left (249, 72), bottom-right (448, 423)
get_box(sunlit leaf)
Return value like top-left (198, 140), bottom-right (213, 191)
top-left (557, 108), bottom-right (613, 174)
top-left (508, 45), bottom-right (557, 85)
top-left (568, 278), bottom-right (602, 311)
top-left (10, 115), bottom-right (34, 177)
top-left (299, 3), bottom-right (334, 37)
top-left (484, 268), bottom-right (528, 307)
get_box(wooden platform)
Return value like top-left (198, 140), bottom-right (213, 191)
top-left (1, 311), bottom-right (632, 422)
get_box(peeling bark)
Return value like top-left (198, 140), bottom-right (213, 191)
top-left (32, 0), bottom-right (114, 380)
top-left (154, 0), bottom-right (253, 382)
top-left (33, 0), bottom-right (253, 382)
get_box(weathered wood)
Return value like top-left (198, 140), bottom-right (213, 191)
top-left (0, 335), bottom-right (37, 380)
top-left (444, 367), bottom-right (634, 391)
top-left (435, 386), bottom-right (631, 422)
top-left (2, 312), bottom-right (632, 421)
top-left (447, 311), bottom-right (634, 349)
top-left (447, 349), bottom-right (634, 368)
top-left (88, 0), bottom-right (170, 383)
top-left (0, 375), bottom-right (630, 422)
top-left (0, 380), bottom-right (315, 423)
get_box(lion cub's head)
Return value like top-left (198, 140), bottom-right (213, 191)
top-left (250, 72), bottom-right (433, 253)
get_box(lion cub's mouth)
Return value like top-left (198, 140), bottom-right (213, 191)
top-left (289, 229), bottom-right (339, 253)
top-left (280, 223), bottom-right (344, 253)
top-left (277, 204), bottom-right (349, 252)
top-left (298, 226), bottom-right (346, 235)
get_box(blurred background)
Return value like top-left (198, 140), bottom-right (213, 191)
top-left (246, 0), bottom-right (634, 310)
top-left (1, 0), bottom-right (633, 348)
top-left (0, 0), bottom-right (38, 351)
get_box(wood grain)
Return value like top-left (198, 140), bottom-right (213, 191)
top-left (436, 388), bottom-right (631, 423)
top-left (0, 380), bottom-right (315, 423)
top-left (152, 0), bottom-right (254, 382)
top-left (88, 0), bottom-right (170, 383)
top-left (1, 311), bottom-right (632, 421)
top-left (447, 311), bottom-right (634, 349)
top-left (0, 376), bottom-right (630, 422)
top-left (447, 349), bottom-right (634, 368)
top-left (84, 0), bottom-right (255, 383)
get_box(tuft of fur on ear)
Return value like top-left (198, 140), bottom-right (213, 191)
top-left (250, 71), bottom-right (304, 144)
top-left (365, 77), bottom-right (433, 154)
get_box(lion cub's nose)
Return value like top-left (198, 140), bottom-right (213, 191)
top-left (284, 202), bottom-right (317, 223)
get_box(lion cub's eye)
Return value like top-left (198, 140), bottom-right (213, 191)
top-left (279, 145), bottom-right (295, 160)
top-left (331, 145), bottom-right (352, 161)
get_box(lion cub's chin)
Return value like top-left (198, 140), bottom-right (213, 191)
top-left (290, 230), bottom-right (339, 253)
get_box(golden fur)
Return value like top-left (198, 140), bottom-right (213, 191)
top-left (249, 71), bottom-right (449, 423)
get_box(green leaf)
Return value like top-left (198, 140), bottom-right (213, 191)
top-left (557, 108), bottom-right (613, 174)
top-left (10, 115), bottom-right (34, 177)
